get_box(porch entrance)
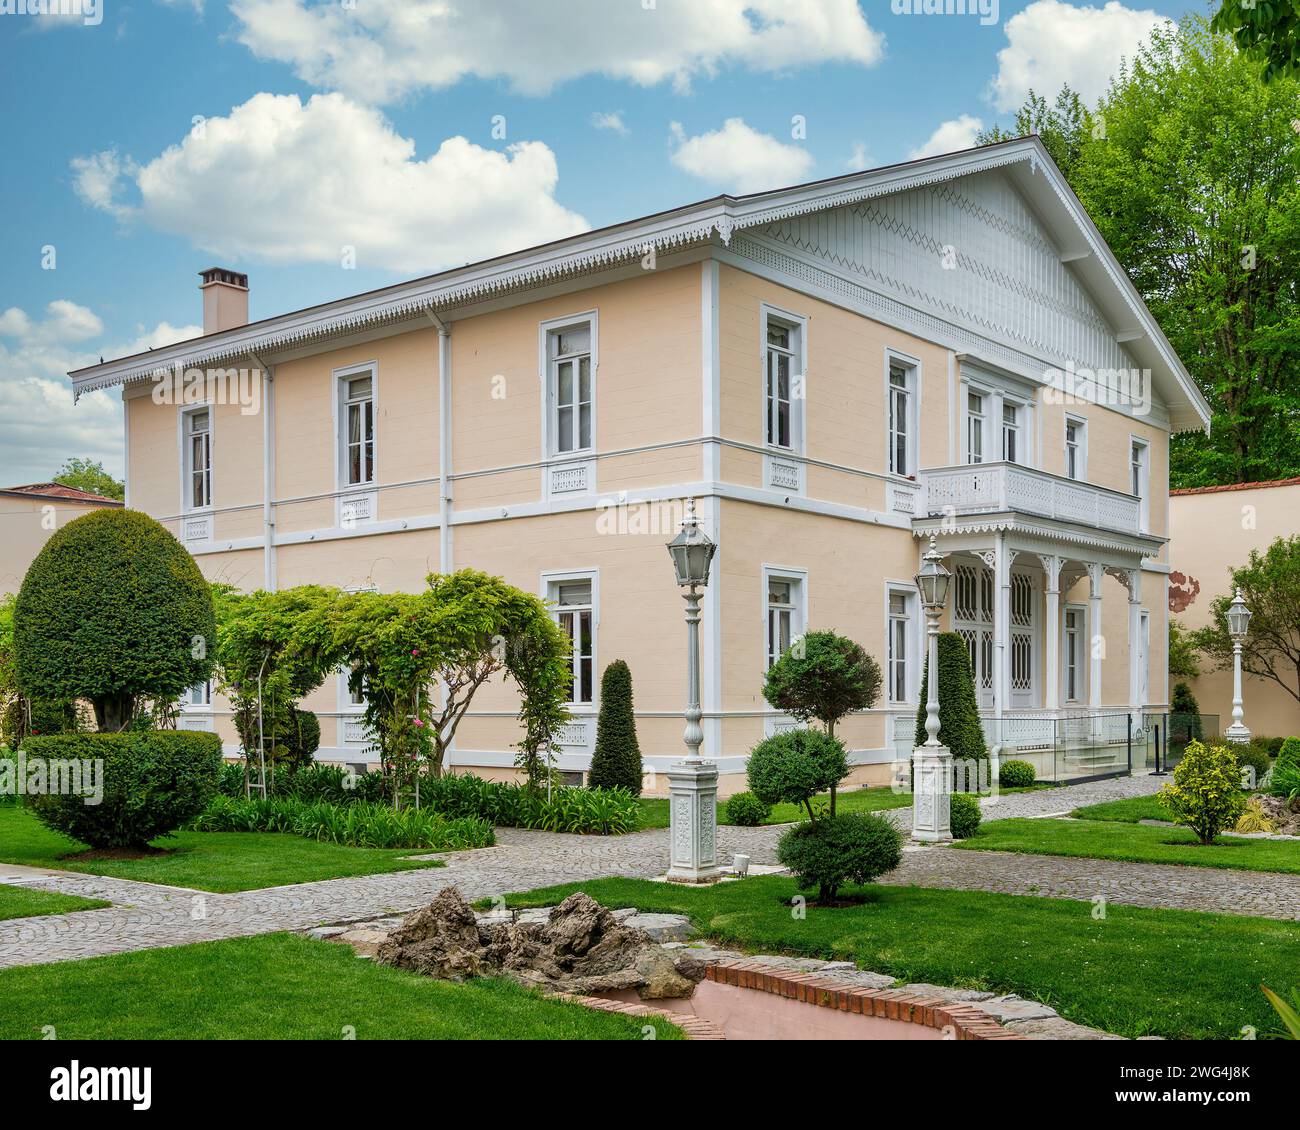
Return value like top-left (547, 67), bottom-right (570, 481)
top-left (952, 559), bottom-right (1038, 710)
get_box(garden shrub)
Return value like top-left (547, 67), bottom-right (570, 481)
top-left (1169, 682), bottom-right (1204, 745)
top-left (0, 697), bottom-right (84, 748)
top-left (1261, 736), bottom-right (1286, 758)
top-left (914, 632), bottom-right (986, 760)
top-left (999, 759), bottom-right (1036, 789)
top-left (418, 772), bottom-right (641, 835)
top-left (1278, 736), bottom-right (1300, 770)
top-left (724, 791), bottom-right (769, 827)
top-left (1232, 741), bottom-right (1271, 789)
top-left (776, 812), bottom-right (902, 903)
top-left (949, 792), bottom-right (982, 839)
top-left (25, 731), bottom-right (221, 849)
top-left (745, 730), bottom-right (849, 819)
top-left (588, 660), bottom-right (642, 794)
top-left (283, 709), bottom-right (321, 771)
top-left (1158, 740), bottom-right (1247, 844)
top-left (15, 510), bottom-right (215, 732)
top-left (1234, 797), bottom-right (1277, 834)
top-left (1268, 760), bottom-right (1300, 802)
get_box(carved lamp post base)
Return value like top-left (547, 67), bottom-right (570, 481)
top-left (911, 744), bottom-right (953, 843)
top-left (666, 759), bottom-right (722, 884)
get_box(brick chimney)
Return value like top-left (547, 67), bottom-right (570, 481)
top-left (199, 267), bottom-right (249, 334)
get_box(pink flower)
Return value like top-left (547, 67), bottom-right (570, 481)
top-left (412, 718), bottom-right (424, 728)
top-left (411, 648), bottom-right (420, 656)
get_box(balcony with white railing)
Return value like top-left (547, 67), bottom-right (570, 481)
top-left (914, 462), bottom-right (1142, 536)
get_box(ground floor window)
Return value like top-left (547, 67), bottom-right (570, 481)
top-left (547, 574), bottom-right (596, 705)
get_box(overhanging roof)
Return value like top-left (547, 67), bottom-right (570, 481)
top-left (67, 136), bottom-right (1212, 434)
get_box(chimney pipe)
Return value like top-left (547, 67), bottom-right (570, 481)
top-left (199, 267), bottom-right (249, 334)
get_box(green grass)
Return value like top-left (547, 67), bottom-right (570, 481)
top-left (497, 875), bottom-right (1297, 1040)
top-left (955, 814), bottom-right (1300, 875)
top-left (0, 931), bottom-right (683, 1040)
top-left (1071, 795), bottom-right (1175, 823)
top-left (0, 806), bottom-right (447, 893)
top-left (0, 884), bottom-right (108, 921)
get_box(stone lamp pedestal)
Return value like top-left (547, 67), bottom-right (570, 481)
top-left (666, 759), bottom-right (721, 883)
top-left (911, 743), bottom-right (953, 843)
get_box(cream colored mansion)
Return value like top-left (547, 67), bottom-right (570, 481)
top-left (69, 139), bottom-right (1211, 793)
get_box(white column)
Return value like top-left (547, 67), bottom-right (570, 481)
top-left (992, 533), bottom-right (1011, 771)
top-left (1087, 562), bottom-right (1104, 713)
top-left (1041, 555), bottom-right (1062, 712)
top-left (1127, 568), bottom-right (1144, 714)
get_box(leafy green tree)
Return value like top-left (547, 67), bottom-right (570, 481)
top-left (746, 729), bottom-right (849, 824)
top-left (588, 660), bottom-right (642, 793)
top-left (15, 510), bottom-right (214, 731)
top-left (976, 85), bottom-right (1092, 177)
top-left (1168, 618), bottom-right (1203, 679)
top-left (1212, 0), bottom-right (1300, 82)
top-left (52, 457), bottom-right (124, 501)
top-left (914, 632), bottom-right (987, 761)
top-left (1193, 536), bottom-right (1300, 707)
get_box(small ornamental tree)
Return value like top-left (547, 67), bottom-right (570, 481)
top-left (914, 632), bottom-right (986, 760)
top-left (746, 729), bottom-right (849, 823)
top-left (588, 660), bottom-right (642, 793)
top-left (1159, 739), bottom-right (1247, 844)
top-left (763, 630), bottom-right (881, 815)
top-left (15, 510), bottom-right (215, 731)
top-left (1170, 682), bottom-right (1204, 746)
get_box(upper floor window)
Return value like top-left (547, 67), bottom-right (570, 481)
top-left (966, 391), bottom-right (986, 465)
top-left (1065, 416), bottom-right (1087, 481)
top-left (765, 318), bottom-right (796, 450)
top-left (184, 407), bottom-right (211, 510)
top-left (887, 358), bottom-right (917, 476)
top-left (887, 587), bottom-right (916, 703)
top-left (341, 372), bottom-right (375, 486)
top-left (1001, 402), bottom-right (1022, 464)
top-left (1130, 438), bottom-right (1150, 531)
top-left (549, 576), bottom-right (595, 705)
top-left (548, 321), bottom-right (593, 455)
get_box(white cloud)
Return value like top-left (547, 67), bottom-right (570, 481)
top-left (669, 118), bottom-right (814, 195)
top-left (907, 115), bottom-right (985, 161)
top-left (590, 111), bottom-right (628, 136)
top-left (71, 92), bottom-right (589, 273)
top-left (845, 141), bottom-right (874, 171)
top-left (231, 0), bottom-right (885, 103)
top-left (0, 302), bottom-right (201, 485)
top-left (990, 0), bottom-right (1169, 112)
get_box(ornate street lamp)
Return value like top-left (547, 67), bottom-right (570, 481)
top-left (665, 499), bottom-right (721, 882)
top-left (1225, 587), bottom-right (1252, 745)
top-left (912, 536), bottom-right (953, 842)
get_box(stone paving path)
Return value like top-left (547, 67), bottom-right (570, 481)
top-left (2, 773), bottom-right (1297, 970)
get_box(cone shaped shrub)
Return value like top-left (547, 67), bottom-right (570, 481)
top-left (914, 632), bottom-right (986, 760)
top-left (588, 660), bottom-right (642, 794)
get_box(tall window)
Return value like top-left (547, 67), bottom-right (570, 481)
top-left (343, 373), bottom-right (375, 486)
top-left (186, 681), bottom-right (211, 707)
top-left (765, 318), bottom-right (795, 449)
top-left (549, 323), bottom-right (592, 454)
top-left (551, 578), bottom-right (594, 704)
top-left (888, 361), bottom-right (914, 476)
top-left (1064, 608), bottom-right (1083, 702)
top-left (1001, 402), bottom-right (1021, 464)
top-left (966, 391), bottom-right (985, 465)
top-left (887, 589), bottom-right (914, 703)
top-left (1065, 417), bottom-right (1086, 480)
top-left (185, 408), bottom-right (211, 510)
top-left (1130, 438), bottom-right (1150, 531)
top-left (766, 577), bottom-right (801, 669)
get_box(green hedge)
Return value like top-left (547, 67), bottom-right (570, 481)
top-left (725, 791), bottom-right (770, 827)
top-left (420, 773), bottom-right (641, 835)
top-left (25, 731), bottom-right (221, 848)
top-left (999, 759), bottom-right (1036, 789)
top-left (949, 792), bottom-right (982, 839)
top-left (914, 632), bottom-right (986, 760)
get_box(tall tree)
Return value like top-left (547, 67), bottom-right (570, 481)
top-left (1212, 1), bottom-right (1300, 82)
top-left (985, 18), bottom-right (1300, 488)
top-left (976, 85), bottom-right (1093, 178)
top-left (52, 457), bottom-right (124, 501)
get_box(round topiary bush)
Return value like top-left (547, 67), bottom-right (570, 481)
top-left (949, 792), bottom-right (982, 839)
top-left (999, 759), bottom-right (1036, 789)
top-left (24, 731), bottom-right (222, 849)
top-left (15, 509), bottom-right (215, 731)
top-left (746, 729), bottom-right (849, 819)
top-left (724, 791), bottom-right (769, 827)
top-left (776, 812), bottom-right (902, 903)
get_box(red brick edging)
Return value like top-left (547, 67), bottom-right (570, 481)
top-left (558, 993), bottom-right (726, 1040)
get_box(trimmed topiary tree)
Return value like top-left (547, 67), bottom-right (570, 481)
top-left (1170, 682), bottom-right (1204, 745)
top-left (914, 632), bottom-right (986, 760)
top-left (998, 759), bottom-right (1036, 789)
top-left (1278, 736), bottom-right (1300, 770)
top-left (949, 792), bottom-right (982, 839)
top-left (724, 791), bottom-right (769, 827)
top-left (15, 510), bottom-right (215, 732)
top-left (588, 660), bottom-right (642, 794)
top-left (776, 812), bottom-right (901, 903)
top-left (746, 729), bottom-right (849, 822)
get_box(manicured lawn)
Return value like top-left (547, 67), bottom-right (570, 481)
top-left (1072, 795), bottom-right (1175, 823)
top-left (0, 932), bottom-right (683, 1040)
top-left (956, 812), bottom-right (1300, 875)
top-left (498, 875), bottom-right (1298, 1039)
top-left (0, 806), bottom-right (447, 893)
top-left (0, 884), bottom-right (108, 921)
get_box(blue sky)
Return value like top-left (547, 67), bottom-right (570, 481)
top-left (0, 0), bottom-right (1208, 483)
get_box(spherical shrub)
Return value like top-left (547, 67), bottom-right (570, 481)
top-left (776, 812), bottom-right (902, 903)
top-left (949, 792), bottom-right (982, 839)
top-left (725, 791), bottom-right (769, 827)
top-left (25, 731), bottom-right (222, 849)
top-left (999, 759), bottom-right (1036, 789)
top-left (746, 729), bottom-right (849, 814)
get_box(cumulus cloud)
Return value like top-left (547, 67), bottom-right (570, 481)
top-left (0, 301), bottom-right (201, 485)
top-left (990, 0), bottom-right (1169, 112)
top-left (907, 115), bottom-right (985, 160)
top-left (590, 111), bottom-right (628, 136)
top-left (669, 118), bottom-right (814, 195)
top-left (231, 0), bottom-right (885, 103)
top-left (71, 92), bottom-right (589, 274)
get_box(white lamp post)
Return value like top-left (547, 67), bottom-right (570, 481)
top-left (1224, 587), bottom-right (1252, 745)
top-left (912, 536), bottom-right (953, 842)
top-left (665, 498), bottom-right (721, 883)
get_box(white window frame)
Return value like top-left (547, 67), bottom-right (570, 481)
top-left (539, 311), bottom-right (598, 460)
top-left (332, 361), bottom-right (378, 491)
top-left (885, 582), bottom-right (920, 704)
top-left (761, 305), bottom-right (806, 455)
top-left (179, 403), bottom-right (213, 515)
top-left (1065, 414), bottom-right (1088, 481)
top-left (1062, 603), bottom-right (1086, 704)
top-left (1139, 609), bottom-right (1150, 706)
top-left (542, 569), bottom-right (599, 710)
top-left (763, 566), bottom-right (807, 672)
top-left (181, 680), bottom-right (212, 709)
top-left (884, 349), bottom-right (920, 478)
top-left (961, 368), bottom-right (1035, 470)
top-left (1130, 436), bottom-right (1150, 532)
top-left (965, 389), bottom-right (987, 466)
